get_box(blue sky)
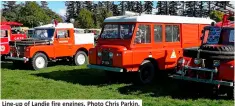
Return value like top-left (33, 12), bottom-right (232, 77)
top-left (1, 1), bottom-right (158, 16)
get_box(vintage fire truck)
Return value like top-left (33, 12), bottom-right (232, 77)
top-left (6, 22), bottom-right (94, 70)
top-left (88, 13), bottom-right (215, 84)
top-left (0, 22), bottom-right (27, 60)
top-left (171, 12), bottom-right (234, 97)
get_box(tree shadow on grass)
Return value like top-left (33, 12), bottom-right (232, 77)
top-left (118, 76), bottom-right (233, 100)
top-left (32, 69), bottom-right (133, 86)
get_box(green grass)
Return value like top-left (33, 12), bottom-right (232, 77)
top-left (1, 62), bottom-right (234, 106)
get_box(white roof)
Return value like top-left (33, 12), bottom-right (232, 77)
top-left (34, 23), bottom-right (74, 29)
top-left (104, 15), bottom-right (215, 24)
top-left (74, 28), bottom-right (85, 30)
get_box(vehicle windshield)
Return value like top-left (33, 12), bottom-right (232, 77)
top-left (11, 27), bottom-right (25, 34)
top-left (100, 24), bottom-right (135, 39)
top-left (0, 30), bottom-right (8, 38)
top-left (33, 29), bottom-right (55, 39)
top-left (203, 26), bottom-right (234, 45)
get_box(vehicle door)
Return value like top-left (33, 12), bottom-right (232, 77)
top-left (152, 24), bottom-right (165, 70)
top-left (163, 24), bottom-right (182, 69)
top-left (0, 29), bottom-right (10, 54)
top-left (132, 23), bottom-right (153, 70)
top-left (54, 29), bottom-right (73, 57)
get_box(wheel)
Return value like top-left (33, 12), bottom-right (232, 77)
top-left (226, 86), bottom-right (234, 99)
top-left (201, 45), bottom-right (234, 52)
top-left (1, 55), bottom-right (6, 61)
top-left (31, 53), bottom-right (48, 70)
top-left (135, 60), bottom-right (155, 85)
top-left (74, 51), bottom-right (88, 66)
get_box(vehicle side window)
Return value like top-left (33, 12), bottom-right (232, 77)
top-left (154, 25), bottom-right (162, 42)
top-left (57, 30), bottom-right (69, 38)
top-left (165, 25), bottom-right (180, 42)
top-left (0, 30), bottom-right (8, 38)
top-left (134, 24), bottom-right (151, 44)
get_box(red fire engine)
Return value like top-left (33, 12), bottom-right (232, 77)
top-left (171, 10), bottom-right (234, 98)
top-left (0, 22), bottom-right (27, 60)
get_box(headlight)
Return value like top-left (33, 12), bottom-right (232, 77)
top-left (178, 58), bottom-right (185, 64)
top-left (97, 51), bottom-right (102, 57)
top-left (213, 60), bottom-right (220, 67)
top-left (109, 52), bottom-right (113, 58)
top-left (194, 58), bottom-right (201, 65)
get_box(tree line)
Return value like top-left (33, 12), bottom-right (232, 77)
top-left (1, 1), bottom-right (233, 28)
top-left (66, 1), bottom-right (233, 28)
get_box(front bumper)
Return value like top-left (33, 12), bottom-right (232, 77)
top-left (171, 66), bottom-right (234, 87)
top-left (170, 74), bottom-right (234, 87)
top-left (6, 56), bottom-right (29, 62)
top-left (87, 64), bottom-right (124, 72)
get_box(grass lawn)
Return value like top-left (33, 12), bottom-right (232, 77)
top-left (1, 62), bottom-right (234, 106)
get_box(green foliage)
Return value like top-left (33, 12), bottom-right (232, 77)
top-left (77, 9), bottom-right (94, 28)
top-left (18, 1), bottom-right (50, 27)
top-left (1, 1), bottom-right (62, 27)
top-left (209, 10), bottom-right (224, 22)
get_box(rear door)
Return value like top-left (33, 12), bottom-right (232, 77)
top-left (152, 24), bottom-right (165, 70)
top-left (163, 24), bottom-right (182, 69)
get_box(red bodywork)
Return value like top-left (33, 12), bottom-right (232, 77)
top-left (0, 22), bottom-right (27, 56)
top-left (175, 14), bottom-right (234, 86)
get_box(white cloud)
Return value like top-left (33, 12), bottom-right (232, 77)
top-left (58, 8), bottom-right (66, 16)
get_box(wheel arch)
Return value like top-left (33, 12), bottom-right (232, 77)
top-left (32, 51), bottom-right (49, 60)
top-left (142, 57), bottom-right (159, 70)
top-left (75, 47), bottom-right (88, 56)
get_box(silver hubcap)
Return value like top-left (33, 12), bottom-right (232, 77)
top-left (35, 56), bottom-right (45, 69)
top-left (77, 54), bottom-right (86, 65)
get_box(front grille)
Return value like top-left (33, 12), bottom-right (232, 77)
top-left (101, 50), bottom-right (112, 66)
top-left (204, 59), bottom-right (214, 69)
top-left (102, 50), bottom-right (109, 61)
top-left (11, 46), bottom-right (25, 57)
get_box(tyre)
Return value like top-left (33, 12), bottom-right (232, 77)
top-left (1, 55), bottom-right (6, 61)
top-left (226, 86), bottom-right (234, 99)
top-left (31, 53), bottom-right (48, 70)
top-left (74, 51), bottom-right (88, 66)
top-left (135, 60), bottom-right (155, 85)
top-left (201, 45), bottom-right (234, 52)
top-left (199, 45), bottom-right (234, 60)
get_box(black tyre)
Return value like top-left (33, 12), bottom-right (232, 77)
top-left (226, 86), bottom-right (234, 99)
top-left (31, 53), bottom-right (48, 70)
top-left (201, 45), bottom-right (234, 52)
top-left (74, 51), bottom-right (88, 66)
top-left (135, 60), bottom-right (155, 85)
top-left (1, 55), bottom-right (6, 61)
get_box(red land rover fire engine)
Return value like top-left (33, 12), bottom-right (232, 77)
top-left (88, 13), bottom-right (215, 84)
top-left (0, 22), bottom-right (27, 60)
top-left (6, 22), bottom-right (94, 70)
top-left (171, 11), bottom-right (234, 98)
